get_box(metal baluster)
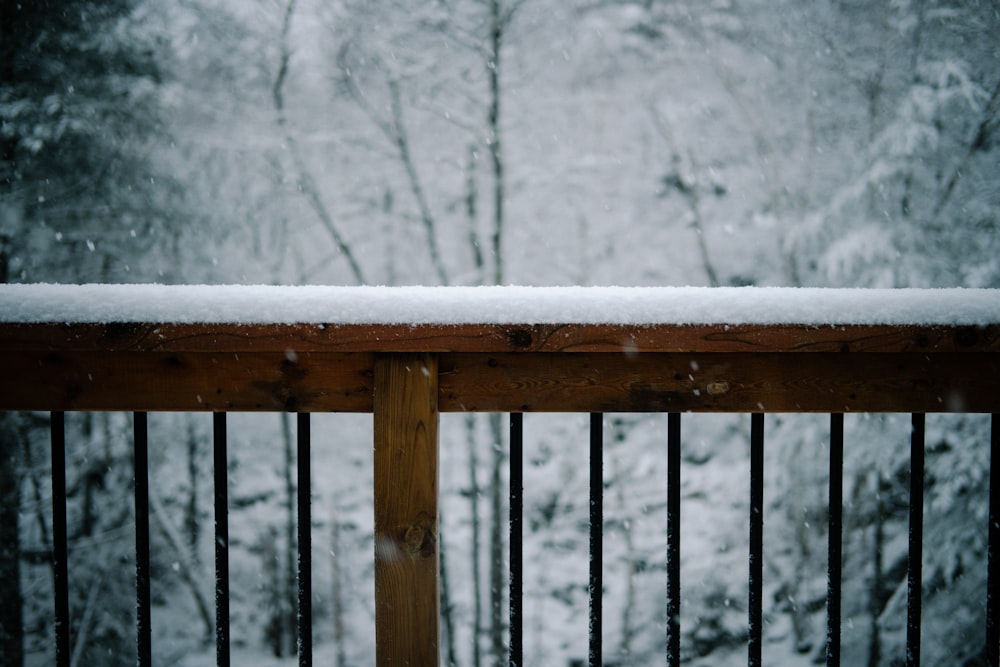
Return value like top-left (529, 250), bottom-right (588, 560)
top-left (510, 412), bottom-right (523, 667)
top-left (134, 412), bottom-right (152, 667)
top-left (907, 413), bottom-right (925, 667)
top-left (666, 413), bottom-right (681, 667)
top-left (590, 413), bottom-right (603, 667)
top-left (214, 413), bottom-right (230, 667)
top-left (297, 413), bottom-right (312, 667)
top-left (51, 411), bottom-right (70, 667)
top-left (827, 414), bottom-right (844, 667)
top-left (989, 414), bottom-right (1000, 667)
top-left (749, 413), bottom-right (764, 667)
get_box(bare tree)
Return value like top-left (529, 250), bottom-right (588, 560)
top-left (335, 55), bottom-right (450, 285)
top-left (279, 413), bottom-right (298, 657)
top-left (482, 6), bottom-right (525, 661)
top-left (272, 0), bottom-right (366, 284)
top-left (332, 3), bottom-right (527, 661)
top-left (648, 104), bottom-right (721, 287)
top-left (933, 76), bottom-right (1000, 218)
top-left (150, 480), bottom-right (214, 642)
top-left (330, 504), bottom-right (348, 667)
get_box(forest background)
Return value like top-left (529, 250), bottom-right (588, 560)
top-left (2, 0), bottom-right (999, 665)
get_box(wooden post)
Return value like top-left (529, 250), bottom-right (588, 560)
top-left (374, 354), bottom-right (440, 666)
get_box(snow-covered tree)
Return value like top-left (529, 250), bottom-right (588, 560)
top-left (6, 0), bottom-right (999, 664)
top-left (0, 0), bottom-right (189, 283)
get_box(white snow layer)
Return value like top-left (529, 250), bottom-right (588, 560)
top-left (0, 284), bottom-right (998, 326)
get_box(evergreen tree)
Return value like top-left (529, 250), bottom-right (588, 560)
top-left (1, 0), bottom-right (175, 283)
top-left (1, 4), bottom-right (172, 664)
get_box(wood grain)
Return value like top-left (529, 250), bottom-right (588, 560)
top-left (373, 354), bottom-right (440, 667)
top-left (0, 351), bottom-right (373, 412)
top-left (438, 352), bottom-right (1000, 413)
top-left (2, 321), bottom-right (999, 413)
top-left (2, 348), bottom-right (998, 413)
top-left (2, 321), bottom-right (998, 353)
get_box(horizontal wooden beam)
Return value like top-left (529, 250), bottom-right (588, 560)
top-left (0, 351), bottom-right (373, 412)
top-left (1, 321), bottom-right (998, 354)
top-left (2, 347), bottom-right (998, 413)
top-left (438, 353), bottom-right (1000, 413)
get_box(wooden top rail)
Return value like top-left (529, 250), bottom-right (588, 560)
top-left (1, 286), bottom-right (999, 413)
top-left (2, 320), bottom-right (1000, 353)
top-left (1, 320), bottom-right (999, 413)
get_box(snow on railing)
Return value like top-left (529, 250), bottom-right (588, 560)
top-left (2, 284), bottom-right (1000, 325)
top-left (1, 284), bottom-right (999, 667)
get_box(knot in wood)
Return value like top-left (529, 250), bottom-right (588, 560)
top-left (956, 327), bottom-right (979, 348)
top-left (403, 524), bottom-right (424, 552)
top-left (402, 517), bottom-right (436, 559)
top-left (507, 327), bottom-right (533, 349)
top-left (706, 381), bottom-right (730, 396)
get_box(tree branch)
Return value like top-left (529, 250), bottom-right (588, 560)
top-left (388, 80), bottom-right (450, 285)
top-left (149, 482), bottom-right (214, 642)
top-left (932, 76), bottom-right (1000, 219)
top-left (274, 1), bottom-right (366, 284)
top-left (648, 104), bottom-right (721, 287)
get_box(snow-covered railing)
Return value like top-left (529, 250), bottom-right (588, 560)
top-left (2, 285), bottom-right (1000, 667)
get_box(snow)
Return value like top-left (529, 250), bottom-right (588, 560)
top-left (1, 284), bottom-right (998, 326)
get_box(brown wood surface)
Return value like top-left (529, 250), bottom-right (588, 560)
top-left (373, 354), bottom-right (440, 667)
top-left (3, 347), bottom-right (998, 413)
top-left (0, 350), bottom-right (373, 412)
top-left (1, 321), bottom-right (998, 353)
top-left (2, 321), bottom-right (999, 413)
top-left (438, 352), bottom-right (1000, 413)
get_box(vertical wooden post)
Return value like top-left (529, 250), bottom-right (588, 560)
top-left (374, 354), bottom-right (440, 667)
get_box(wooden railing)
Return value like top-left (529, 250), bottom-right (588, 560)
top-left (2, 285), bottom-right (1000, 666)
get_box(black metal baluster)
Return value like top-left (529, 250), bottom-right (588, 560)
top-left (589, 413), bottom-right (603, 667)
top-left (51, 411), bottom-right (70, 667)
top-left (827, 414), bottom-right (844, 667)
top-left (297, 413), bottom-right (312, 667)
top-left (214, 412), bottom-right (230, 667)
top-left (510, 412), bottom-right (523, 667)
top-left (989, 414), bottom-right (1000, 667)
top-left (134, 412), bottom-right (152, 667)
top-left (666, 413), bottom-right (681, 667)
top-left (907, 413), bottom-right (925, 667)
top-left (749, 413), bottom-right (764, 667)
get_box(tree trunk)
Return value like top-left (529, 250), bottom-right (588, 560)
top-left (467, 144), bottom-right (484, 279)
top-left (789, 438), bottom-right (813, 653)
top-left (609, 419), bottom-right (638, 660)
top-left (467, 414), bottom-right (484, 667)
top-left (186, 419), bottom-right (200, 565)
top-left (867, 475), bottom-right (885, 667)
top-left (488, 0), bottom-right (505, 288)
top-left (387, 80), bottom-right (449, 286)
top-left (440, 528), bottom-right (459, 666)
top-left (273, 0), bottom-right (365, 284)
top-left (488, 412), bottom-right (506, 666)
top-left (262, 526), bottom-right (283, 657)
top-left (149, 483), bottom-right (214, 641)
top-left (330, 505), bottom-right (347, 667)
top-left (486, 5), bottom-right (509, 662)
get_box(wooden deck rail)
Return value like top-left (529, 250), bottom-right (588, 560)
top-left (2, 319), bottom-right (1000, 413)
top-left (2, 286), bottom-right (1000, 666)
